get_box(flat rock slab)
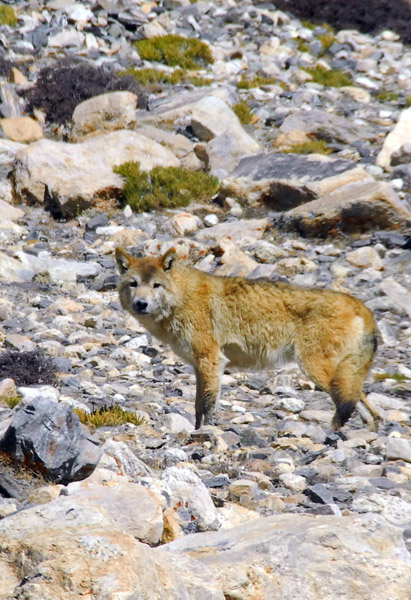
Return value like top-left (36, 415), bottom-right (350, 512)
top-left (222, 152), bottom-right (371, 208)
top-left (278, 180), bottom-right (411, 235)
top-left (163, 513), bottom-right (411, 600)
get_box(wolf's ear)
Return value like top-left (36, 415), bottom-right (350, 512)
top-left (115, 248), bottom-right (132, 274)
top-left (161, 248), bottom-right (176, 271)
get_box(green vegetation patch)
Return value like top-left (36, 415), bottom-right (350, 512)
top-left (374, 372), bottom-right (410, 383)
top-left (283, 138), bottom-right (332, 155)
top-left (232, 100), bottom-right (253, 125)
top-left (318, 32), bottom-right (335, 54)
top-left (135, 34), bottom-right (213, 69)
top-left (3, 395), bottom-right (22, 409)
top-left (303, 66), bottom-right (353, 87)
top-left (75, 405), bottom-right (145, 428)
top-left (237, 75), bottom-right (280, 89)
top-left (122, 67), bottom-right (212, 87)
top-left (376, 90), bottom-right (399, 102)
top-left (114, 162), bottom-right (220, 212)
top-left (0, 5), bottom-right (17, 27)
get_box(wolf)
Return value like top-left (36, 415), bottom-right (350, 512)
top-left (116, 247), bottom-right (378, 430)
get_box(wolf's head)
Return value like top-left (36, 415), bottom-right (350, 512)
top-left (115, 247), bottom-right (177, 319)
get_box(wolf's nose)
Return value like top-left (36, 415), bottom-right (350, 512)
top-left (133, 300), bottom-right (148, 313)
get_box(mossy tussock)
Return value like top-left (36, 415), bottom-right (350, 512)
top-left (135, 34), bottom-right (213, 70)
top-left (237, 75), bottom-right (281, 90)
top-left (122, 66), bottom-right (212, 87)
top-left (114, 162), bottom-right (220, 212)
top-left (0, 5), bottom-right (17, 27)
top-left (283, 139), bottom-right (333, 155)
top-left (303, 65), bottom-right (353, 87)
top-left (232, 100), bottom-right (253, 125)
top-left (74, 405), bottom-right (145, 428)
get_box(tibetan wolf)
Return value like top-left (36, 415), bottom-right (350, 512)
top-left (116, 247), bottom-right (378, 430)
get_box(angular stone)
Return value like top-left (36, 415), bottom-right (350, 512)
top-left (196, 218), bottom-right (269, 244)
top-left (279, 180), bottom-right (411, 235)
top-left (0, 396), bottom-right (102, 483)
top-left (0, 198), bottom-right (24, 222)
top-left (379, 278), bottom-right (411, 318)
top-left (385, 438), bottom-right (411, 462)
top-left (222, 152), bottom-right (371, 207)
top-left (279, 109), bottom-right (373, 145)
top-left (345, 246), bottom-right (383, 270)
top-left (71, 91), bottom-right (138, 140)
top-left (13, 130), bottom-right (180, 218)
top-left (1, 117), bottom-right (43, 143)
top-left (161, 466), bottom-right (220, 532)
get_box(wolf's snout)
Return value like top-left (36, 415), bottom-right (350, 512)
top-left (133, 300), bottom-right (148, 314)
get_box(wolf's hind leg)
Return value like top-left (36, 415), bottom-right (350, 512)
top-left (329, 355), bottom-right (373, 430)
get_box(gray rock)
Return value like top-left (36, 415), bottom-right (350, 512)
top-left (222, 152), bottom-right (371, 207)
top-left (280, 180), bottom-right (411, 235)
top-left (279, 109), bottom-right (373, 145)
top-left (0, 396), bottom-right (102, 483)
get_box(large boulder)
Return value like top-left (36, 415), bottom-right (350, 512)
top-left (0, 396), bottom-right (102, 483)
top-left (277, 180), bottom-right (411, 235)
top-left (70, 91), bottom-right (138, 141)
top-left (13, 130), bottom-right (180, 218)
top-left (221, 152), bottom-right (371, 207)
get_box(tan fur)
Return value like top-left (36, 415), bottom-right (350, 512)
top-left (116, 247), bottom-right (378, 430)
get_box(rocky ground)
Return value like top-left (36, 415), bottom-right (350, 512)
top-left (0, 1), bottom-right (410, 599)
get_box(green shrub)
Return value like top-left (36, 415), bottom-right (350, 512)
top-left (0, 5), bottom-right (17, 27)
top-left (3, 395), bottom-right (22, 409)
top-left (135, 34), bottom-right (213, 69)
top-left (114, 162), bottom-right (220, 212)
top-left (283, 139), bottom-right (332, 155)
top-left (318, 32), bottom-right (335, 53)
top-left (232, 100), bottom-right (253, 125)
top-left (237, 75), bottom-right (280, 89)
top-left (75, 405), bottom-right (145, 428)
top-left (303, 66), bottom-right (352, 87)
top-left (376, 90), bottom-right (399, 102)
top-left (122, 67), bottom-right (212, 87)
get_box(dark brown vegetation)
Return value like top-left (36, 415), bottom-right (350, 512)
top-left (274, 0), bottom-right (411, 44)
top-left (23, 58), bottom-right (147, 125)
top-left (0, 350), bottom-right (57, 386)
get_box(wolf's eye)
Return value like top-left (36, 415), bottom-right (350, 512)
top-left (129, 280), bottom-right (138, 288)
top-left (153, 283), bottom-right (161, 289)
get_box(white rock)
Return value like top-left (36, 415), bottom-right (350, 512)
top-left (71, 91), bottom-right (138, 140)
top-left (161, 466), bottom-right (219, 531)
top-left (279, 472), bottom-right (307, 492)
top-left (377, 107), bottom-right (411, 168)
top-left (345, 246), bottom-right (383, 270)
top-left (48, 30), bottom-right (85, 48)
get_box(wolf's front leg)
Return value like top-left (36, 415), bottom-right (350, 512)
top-left (194, 361), bottom-right (222, 429)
